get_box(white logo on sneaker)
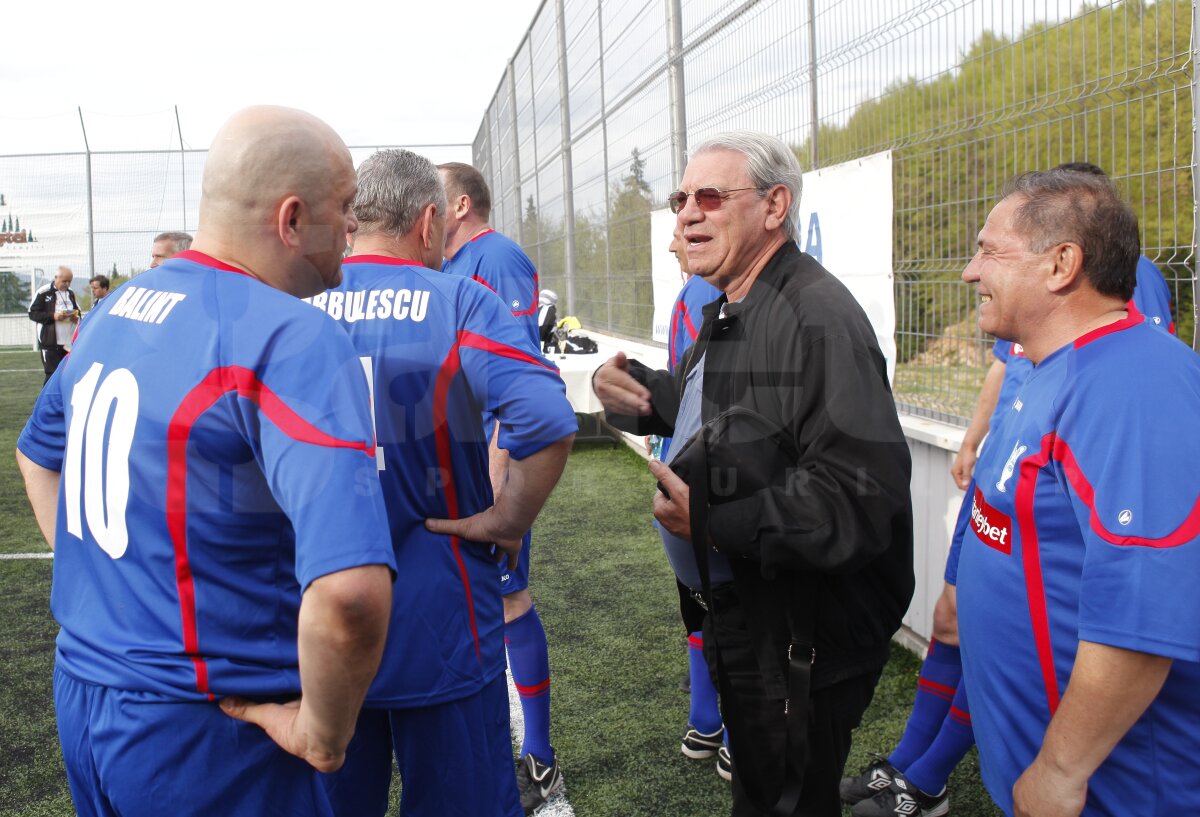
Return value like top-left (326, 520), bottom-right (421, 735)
top-left (892, 793), bottom-right (919, 816)
top-left (868, 768), bottom-right (892, 791)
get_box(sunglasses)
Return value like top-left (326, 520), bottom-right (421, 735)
top-left (667, 187), bottom-right (761, 214)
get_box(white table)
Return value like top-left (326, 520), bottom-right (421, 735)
top-left (547, 332), bottom-right (668, 446)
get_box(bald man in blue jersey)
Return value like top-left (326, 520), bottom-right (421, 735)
top-left (15, 106), bottom-right (395, 817)
top-left (311, 150), bottom-right (576, 817)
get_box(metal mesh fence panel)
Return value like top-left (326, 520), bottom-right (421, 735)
top-left (472, 0), bottom-right (1197, 424)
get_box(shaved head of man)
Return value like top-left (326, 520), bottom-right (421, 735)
top-left (193, 106), bottom-right (359, 297)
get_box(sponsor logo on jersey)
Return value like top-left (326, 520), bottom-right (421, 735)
top-left (971, 486), bottom-right (1012, 554)
top-left (1118, 509), bottom-right (1133, 526)
top-left (1010, 342), bottom-right (1027, 357)
top-left (996, 440), bottom-right (1027, 493)
top-left (107, 286), bottom-right (187, 325)
top-left (307, 288), bottom-right (431, 323)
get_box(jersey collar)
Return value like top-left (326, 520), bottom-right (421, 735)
top-left (343, 254), bottom-right (424, 267)
top-left (171, 250), bottom-right (254, 278)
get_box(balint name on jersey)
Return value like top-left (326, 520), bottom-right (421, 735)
top-left (971, 486), bottom-right (1012, 553)
top-left (307, 288), bottom-right (430, 323)
top-left (107, 286), bottom-right (187, 325)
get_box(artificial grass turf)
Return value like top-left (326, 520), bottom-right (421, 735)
top-left (0, 417), bottom-right (999, 815)
top-left (0, 350), bottom-right (47, 555)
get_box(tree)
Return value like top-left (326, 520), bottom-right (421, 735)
top-left (606, 148), bottom-right (655, 336)
top-left (0, 270), bottom-right (28, 313)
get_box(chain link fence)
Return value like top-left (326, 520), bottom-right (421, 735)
top-left (472, 0), bottom-right (1197, 424)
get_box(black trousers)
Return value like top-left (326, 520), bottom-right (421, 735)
top-left (41, 345), bottom-right (66, 383)
top-left (703, 595), bottom-right (883, 817)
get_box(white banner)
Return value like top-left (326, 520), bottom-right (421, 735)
top-left (650, 207), bottom-right (684, 343)
top-left (797, 150), bottom-right (896, 379)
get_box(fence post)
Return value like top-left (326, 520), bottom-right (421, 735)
top-left (1192, 0), bottom-right (1199, 350)
top-left (78, 107), bottom-right (95, 278)
top-left (176, 105), bottom-right (187, 232)
top-left (807, 0), bottom-right (819, 169)
top-left (508, 61), bottom-right (524, 245)
top-left (555, 0), bottom-right (577, 313)
top-left (666, 0), bottom-right (688, 187)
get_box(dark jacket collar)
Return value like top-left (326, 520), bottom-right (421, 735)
top-left (699, 240), bottom-right (800, 324)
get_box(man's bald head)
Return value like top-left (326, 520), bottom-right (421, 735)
top-left (193, 106), bottom-right (358, 297)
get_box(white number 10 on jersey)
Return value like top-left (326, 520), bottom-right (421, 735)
top-left (63, 362), bottom-right (139, 559)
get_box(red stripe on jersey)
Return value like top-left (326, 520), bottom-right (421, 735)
top-left (515, 678), bottom-right (550, 697)
top-left (426, 330), bottom-right (559, 664)
top-left (343, 254), bottom-right (423, 267)
top-left (172, 250), bottom-right (254, 277)
top-left (1051, 436), bottom-right (1200, 548)
top-left (431, 344), bottom-right (482, 662)
top-left (167, 366), bottom-right (375, 699)
top-left (669, 302), bottom-right (701, 370)
top-left (470, 229), bottom-right (497, 242)
top-left (1015, 433), bottom-right (1061, 717)
top-left (470, 276), bottom-right (497, 293)
top-left (1073, 304), bottom-right (1142, 349)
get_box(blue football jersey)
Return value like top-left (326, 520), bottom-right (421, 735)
top-left (957, 312), bottom-right (1200, 815)
top-left (17, 251), bottom-right (395, 702)
top-left (1132, 255), bottom-right (1174, 334)
top-left (442, 229), bottom-right (540, 350)
top-left (668, 274), bottom-right (722, 372)
top-left (307, 255), bottom-right (577, 707)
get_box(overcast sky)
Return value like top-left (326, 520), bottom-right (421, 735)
top-left (0, 0), bottom-right (547, 154)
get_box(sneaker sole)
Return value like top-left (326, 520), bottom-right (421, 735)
top-left (681, 743), bottom-right (720, 759)
top-left (717, 762), bottom-right (732, 782)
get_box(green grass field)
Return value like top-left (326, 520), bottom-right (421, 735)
top-left (0, 348), bottom-right (1000, 816)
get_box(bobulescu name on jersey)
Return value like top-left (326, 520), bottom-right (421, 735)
top-left (305, 289), bottom-right (431, 323)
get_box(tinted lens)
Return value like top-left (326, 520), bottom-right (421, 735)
top-left (667, 191), bottom-right (688, 214)
top-left (693, 188), bottom-right (725, 210)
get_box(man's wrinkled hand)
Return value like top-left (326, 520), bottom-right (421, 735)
top-left (426, 511), bottom-right (522, 570)
top-left (220, 696), bottom-right (345, 773)
top-left (649, 459), bottom-right (691, 540)
top-left (593, 352), bottom-right (652, 416)
top-left (1012, 757), bottom-right (1087, 817)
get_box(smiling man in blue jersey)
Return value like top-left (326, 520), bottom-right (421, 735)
top-left (310, 149), bottom-right (576, 817)
top-left (14, 106), bottom-right (396, 817)
top-left (438, 160), bottom-right (566, 811)
top-left (954, 167), bottom-right (1200, 816)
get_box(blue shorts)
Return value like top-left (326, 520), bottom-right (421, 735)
top-left (943, 484), bottom-right (974, 586)
top-left (321, 672), bottom-right (521, 817)
top-left (498, 530), bottom-right (532, 595)
top-left (54, 666), bottom-right (332, 817)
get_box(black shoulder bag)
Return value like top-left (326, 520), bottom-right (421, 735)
top-left (669, 406), bottom-right (816, 816)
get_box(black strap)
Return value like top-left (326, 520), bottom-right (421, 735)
top-left (689, 432), bottom-right (813, 817)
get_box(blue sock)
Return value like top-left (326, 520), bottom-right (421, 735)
top-left (888, 639), bottom-right (962, 770)
top-left (687, 632), bottom-right (722, 734)
top-left (506, 606), bottom-right (553, 764)
top-left (905, 682), bottom-right (974, 795)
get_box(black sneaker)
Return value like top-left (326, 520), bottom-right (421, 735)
top-left (716, 745), bottom-right (732, 782)
top-left (850, 770), bottom-right (949, 817)
top-left (681, 725), bottom-right (725, 759)
top-left (839, 755), bottom-right (900, 804)
top-left (516, 751), bottom-right (564, 815)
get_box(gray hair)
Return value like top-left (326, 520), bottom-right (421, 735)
top-left (354, 149), bottom-right (448, 238)
top-left (1004, 168), bottom-right (1140, 301)
top-left (692, 131), bottom-right (804, 239)
top-left (154, 231), bottom-right (193, 252)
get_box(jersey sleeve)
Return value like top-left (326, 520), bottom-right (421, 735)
top-left (17, 365), bottom-right (68, 470)
top-left (1066, 342), bottom-right (1200, 661)
top-left (243, 315), bottom-right (396, 589)
top-left (455, 281), bottom-right (576, 461)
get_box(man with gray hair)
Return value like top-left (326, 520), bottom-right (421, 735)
top-left (308, 149), bottom-right (577, 817)
top-left (593, 130), bottom-right (914, 816)
top-left (150, 230), bottom-right (193, 268)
